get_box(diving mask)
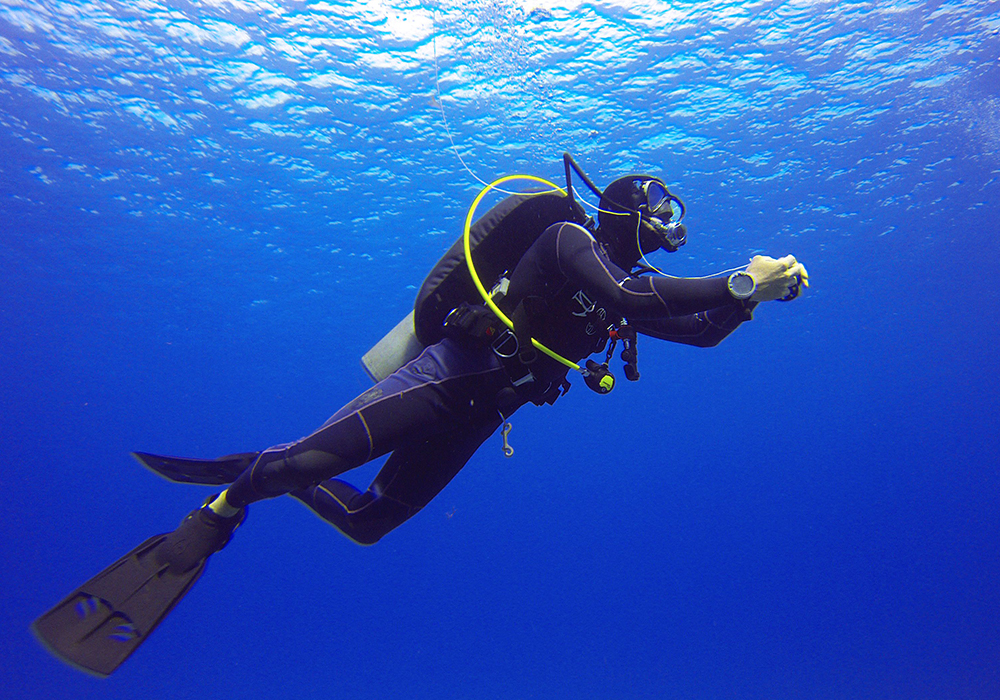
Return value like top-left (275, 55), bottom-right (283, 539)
top-left (640, 179), bottom-right (686, 221)
top-left (638, 179), bottom-right (687, 252)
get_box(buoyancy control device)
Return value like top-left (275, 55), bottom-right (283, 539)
top-left (362, 181), bottom-right (587, 381)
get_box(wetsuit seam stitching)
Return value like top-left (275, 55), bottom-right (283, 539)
top-left (356, 412), bottom-right (374, 463)
top-left (649, 278), bottom-right (671, 310)
top-left (585, 238), bottom-right (663, 307)
top-left (306, 366), bottom-right (506, 452)
top-left (313, 366), bottom-right (505, 437)
top-left (555, 222), bottom-right (592, 279)
top-left (316, 483), bottom-right (367, 514)
top-left (704, 306), bottom-right (741, 331)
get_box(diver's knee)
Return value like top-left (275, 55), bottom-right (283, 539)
top-left (341, 511), bottom-right (411, 547)
top-left (346, 531), bottom-right (383, 547)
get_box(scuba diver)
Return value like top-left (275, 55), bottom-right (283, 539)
top-left (33, 154), bottom-right (808, 676)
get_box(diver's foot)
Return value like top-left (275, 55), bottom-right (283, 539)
top-left (155, 501), bottom-right (247, 574)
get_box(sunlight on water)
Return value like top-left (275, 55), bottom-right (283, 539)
top-left (1, 0), bottom-right (997, 261)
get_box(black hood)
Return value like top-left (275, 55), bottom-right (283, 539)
top-left (595, 175), bottom-right (670, 270)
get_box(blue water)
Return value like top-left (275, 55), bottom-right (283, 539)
top-left (2, 1), bottom-right (999, 698)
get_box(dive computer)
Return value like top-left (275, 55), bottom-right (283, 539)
top-left (727, 271), bottom-right (756, 300)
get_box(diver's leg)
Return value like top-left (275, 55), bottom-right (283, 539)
top-left (222, 339), bottom-right (507, 509)
top-left (292, 414), bottom-right (501, 545)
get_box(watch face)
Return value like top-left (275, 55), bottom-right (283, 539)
top-left (730, 272), bottom-right (754, 298)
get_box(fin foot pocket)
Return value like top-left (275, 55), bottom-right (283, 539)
top-left (155, 505), bottom-right (246, 573)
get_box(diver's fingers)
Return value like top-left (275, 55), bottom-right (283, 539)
top-left (778, 254), bottom-right (798, 270)
top-left (787, 261), bottom-right (809, 286)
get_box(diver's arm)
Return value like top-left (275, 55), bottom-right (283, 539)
top-left (630, 255), bottom-right (808, 344)
top-left (630, 301), bottom-right (757, 347)
top-left (554, 223), bottom-right (738, 318)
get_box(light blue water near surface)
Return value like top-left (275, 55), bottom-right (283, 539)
top-left (2, 1), bottom-right (999, 698)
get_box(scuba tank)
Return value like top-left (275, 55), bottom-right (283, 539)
top-left (362, 189), bottom-right (587, 381)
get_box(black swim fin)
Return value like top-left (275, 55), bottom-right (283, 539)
top-left (32, 504), bottom-right (245, 677)
top-left (133, 451), bottom-right (258, 485)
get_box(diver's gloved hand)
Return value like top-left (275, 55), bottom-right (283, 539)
top-left (746, 254), bottom-right (810, 302)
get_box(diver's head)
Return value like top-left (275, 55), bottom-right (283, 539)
top-left (596, 175), bottom-right (687, 270)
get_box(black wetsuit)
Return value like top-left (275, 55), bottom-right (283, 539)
top-left (224, 221), bottom-right (755, 544)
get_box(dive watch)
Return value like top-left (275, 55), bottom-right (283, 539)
top-left (727, 271), bottom-right (756, 300)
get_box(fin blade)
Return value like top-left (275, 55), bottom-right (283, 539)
top-left (32, 534), bottom-right (207, 677)
top-left (132, 451), bottom-right (256, 485)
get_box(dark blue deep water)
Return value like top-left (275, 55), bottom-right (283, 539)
top-left (2, 1), bottom-right (999, 698)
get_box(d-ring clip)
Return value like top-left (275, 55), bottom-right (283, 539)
top-left (500, 421), bottom-right (514, 458)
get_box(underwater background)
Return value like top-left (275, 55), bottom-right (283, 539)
top-left (2, 1), bottom-right (999, 698)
